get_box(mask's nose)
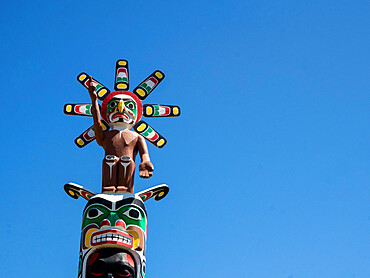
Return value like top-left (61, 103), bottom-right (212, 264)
top-left (118, 100), bottom-right (124, 113)
top-left (99, 212), bottom-right (122, 228)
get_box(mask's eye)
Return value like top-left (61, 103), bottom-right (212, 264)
top-left (109, 101), bottom-right (118, 108)
top-left (125, 102), bottom-right (135, 110)
top-left (122, 208), bottom-right (141, 221)
top-left (87, 208), bottom-right (104, 219)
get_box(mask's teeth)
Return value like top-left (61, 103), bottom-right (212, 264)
top-left (92, 232), bottom-right (132, 245)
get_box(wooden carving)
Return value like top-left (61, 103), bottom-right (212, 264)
top-left (64, 59), bottom-right (181, 193)
top-left (64, 59), bottom-right (180, 278)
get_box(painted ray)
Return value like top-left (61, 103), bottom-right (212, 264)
top-left (64, 103), bottom-right (102, 117)
top-left (77, 72), bottom-right (110, 101)
top-left (64, 103), bottom-right (93, 117)
top-left (133, 70), bottom-right (165, 100)
top-left (134, 120), bottom-right (167, 148)
top-left (114, 59), bottom-right (129, 91)
top-left (74, 121), bottom-right (110, 148)
top-left (143, 104), bottom-right (181, 118)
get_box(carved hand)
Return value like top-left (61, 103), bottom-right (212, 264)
top-left (139, 161), bottom-right (154, 178)
top-left (88, 76), bottom-right (97, 101)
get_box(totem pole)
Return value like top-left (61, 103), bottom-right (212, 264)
top-left (63, 59), bottom-right (180, 278)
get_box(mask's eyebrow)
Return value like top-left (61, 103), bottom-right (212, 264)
top-left (84, 197), bottom-right (113, 213)
top-left (116, 198), bottom-right (147, 214)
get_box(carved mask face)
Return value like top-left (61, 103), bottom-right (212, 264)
top-left (106, 95), bottom-right (137, 125)
top-left (79, 194), bottom-right (147, 278)
top-left (101, 91), bottom-right (143, 129)
top-left (81, 195), bottom-right (147, 252)
top-left (64, 183), bottom-right (169, 278)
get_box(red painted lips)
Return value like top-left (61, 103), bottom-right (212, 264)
top-left (112, 113), bottom-right (129, 120)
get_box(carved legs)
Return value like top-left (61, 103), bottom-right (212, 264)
top-left (102, 155), bottom-right (119, 192)
top-left (102, 155), bottom-right (135, 193)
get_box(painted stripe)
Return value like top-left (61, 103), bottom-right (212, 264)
top-left (146, 129), bottom-right (159, 141)
top-left (158, 106), bottom-right (170, 115)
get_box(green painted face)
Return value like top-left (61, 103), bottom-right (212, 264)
top-left (77, 194), bottom-right (150, 278)
top-left (82, 203), bottom-right (146, 232)
top-left (106, 96), bottom-right (138, 125)
top-left (80, 195), bottom-right (148, 258)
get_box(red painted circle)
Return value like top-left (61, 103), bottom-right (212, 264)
top-left (115, 220), bottom-right (126, 229)
top-left (100, 219), bottom-right (111, 228)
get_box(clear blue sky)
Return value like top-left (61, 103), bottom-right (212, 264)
top-left (0, 1), bottom-right (369, 277)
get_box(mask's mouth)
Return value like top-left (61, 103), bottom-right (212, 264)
top-left (91, 228), bottom-right (134, 248)
top-left (112, 113), bottom-right (129, 120)
top-left (87, 249), bottom-right (136, 278)
top-left (109, 111), bottom-right (134, 124)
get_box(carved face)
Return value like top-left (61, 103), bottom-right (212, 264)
top-left (81, 196), bottom-right (147, 251)
top-left (101, 91), bottom-right (143, 128)
top-left (79, 194), bottom-right (147, 278)
top-left (107, 95), bottom-right (137, 125)
top-left (64, 183), bottom-right (169, 278)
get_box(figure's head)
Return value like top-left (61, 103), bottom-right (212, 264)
top-left (101, 91), bottom-right (143, 129)
top-left (64, 183), bottom-right (169, 278)
top-left (81, 194), bottom-right (147, 253)
top-left (80, 193), bottom-right (147, 278)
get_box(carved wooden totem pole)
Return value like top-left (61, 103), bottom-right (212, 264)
top-left (63, 59), bottom-right (180, 278)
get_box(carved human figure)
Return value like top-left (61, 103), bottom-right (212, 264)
top-left (88, 77), bottom-right (154, 193)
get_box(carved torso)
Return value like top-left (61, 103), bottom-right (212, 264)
top-left (102, 129), bottom-right (139, 159)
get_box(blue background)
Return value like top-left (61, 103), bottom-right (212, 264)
top-left (0, 1), bottom-right (369, 277)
